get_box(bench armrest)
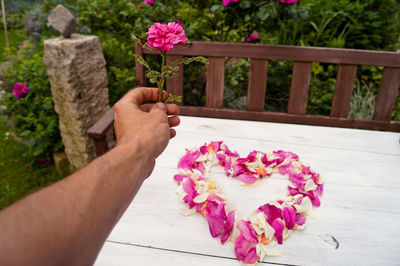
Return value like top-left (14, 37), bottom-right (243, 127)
top-left (87, 108), bottom-right (114, 156)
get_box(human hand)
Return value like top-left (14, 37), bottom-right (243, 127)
top-left (113, 87), bottom-right (180, 161)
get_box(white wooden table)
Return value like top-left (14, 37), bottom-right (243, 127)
top-left (95, 116), bottom-right (400, 266)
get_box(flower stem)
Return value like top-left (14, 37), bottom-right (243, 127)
top-left (158, 52), bottom-right (166, 102)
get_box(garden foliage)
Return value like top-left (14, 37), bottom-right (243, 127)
top-left (1, 0), bottom-right (400, 165)
top-left (76, 0), bottom-right (400, 116)
top-left (1, 42), bottom-right (63, 161)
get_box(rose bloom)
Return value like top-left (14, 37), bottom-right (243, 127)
top-left (13, 83), bottom-right (29, 100)
top-left (280, 0), bottom-right (298, 3)
top-left (222, 0), bottom-right (238, 6)
top-left (146, 22), bottom-right (188, 52)
top-left (245, 33), bottom-right (259, 43)
top-left (144, 0), bottom-right (154, 5)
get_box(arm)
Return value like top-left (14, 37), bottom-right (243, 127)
top-left (0, 87), bottom-right (180, 265)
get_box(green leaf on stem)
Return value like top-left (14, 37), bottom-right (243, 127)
top-left (164, 93), bottom-right (183, 104)
top-left (161, 65), bottom-right (180, 73)
top-left (193, 56), bottom-right (208, 63)
top-left (169, 59), bottom-right (180, 66)
top-left (131, 33), bottom-right (140, 42)
top-left (183, 56), bottom-right (208, 65)
top-left (145, 70), bottom-right (161, 84)
top-left (162, 71), bottom-right (177, 78)
top-left (134, 54), bottom-right (151, 70)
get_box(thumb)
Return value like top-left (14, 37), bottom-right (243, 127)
top-left (151, 102), bottom-right (167, 113)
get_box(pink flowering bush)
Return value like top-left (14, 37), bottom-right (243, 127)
top-left (245, 33), bottom-right (259, 43)
top-left (146, 22), bottom-right (188, 52)
top-left (280, 0), bottom-right (298, 3)
top-left (222, 0), bottom-right (238, 7)
top-left (12, 83), bottom-right (29, 100)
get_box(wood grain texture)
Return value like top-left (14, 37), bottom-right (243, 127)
top-left (87, 108), bottom-right (114, 139)
top-left (135, 42), bottom-right (146, 86)
top-left (95, 116), bottom-right (400, 266)
top-left (166, 55), bottom-right (184, 105)
top-left (288, 62), bottom-right (312, 115)
top-left (179, 106), bottom-right (400, 132)
top-left (373, 67), bottom-right (400, 121)
top-left (206, 57), bottom-right (225, 108)
top-left (247, 59), bottom-right (268, 111)
top-left (92, 138), bottom-right (108, 157)
top-left (141, 42), bottom-right (400, 67)
top-left (330, 64), bottom-right (358, 117)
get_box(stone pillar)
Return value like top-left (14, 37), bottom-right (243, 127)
top-left (43, 34), bottom-right (110, 169)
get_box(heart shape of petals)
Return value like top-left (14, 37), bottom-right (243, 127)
top-left (174, 141), bottom-right (324, 265)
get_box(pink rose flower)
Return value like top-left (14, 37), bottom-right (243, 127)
top-left (146, 22), bottom-right (188, 52)
top-left (245, 33), bottom-right (259, 43)
top-left (280, 0), bottom-right (298, 3)
top-left (13, 83), bottom-right (29, 100)
top-left (144, 0), bottom-right (154, 5)
top-left (222, 0), bottom-right (238, 6)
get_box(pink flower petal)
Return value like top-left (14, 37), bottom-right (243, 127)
top-left (205, 201), bottom-right (226, 237)
top-left (295, 213), bottom-right (306, 226)
top-left (271, 218), bottom-right (284, 244)
top-left (283, 206), bottom-right (296, 229)
top-left (207, 194), bottom-right (225, 202)
top-left (173, 174), bottom-right (188, 182)
top-left (177, 150), bottom-right (200, 170)
top-left (234, 235), bottom-right (259, 264)
top-left (221, 211), bottom-right (235, 244)
top-left (237, 220), bottom-right (258, 243)
top-left (182, 178), bottom-right (198, 208)
top-left (220, 144), bottom-right (239, 157)
top-left (258, 203), bottom-right (282, 224)
top-left (237, 173), bottom-right (257, 184)
top-left (13, 83), bottom-right (29, 100)
top-left (280, 0), bottom-right (298, 3)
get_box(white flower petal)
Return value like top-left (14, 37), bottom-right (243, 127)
top-left (193, 192), bottom-right (209, 203)
top-left (180, 208), bottom-right (197, 216)
top-left (304, 178), bottom-right (317, 192)
top-left (294, 196), bottom-right (312, 214)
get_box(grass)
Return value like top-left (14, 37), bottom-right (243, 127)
top-left (0, 116), bottom-right (64, 210)
top-left (0, 29), bottom-right (26, 59)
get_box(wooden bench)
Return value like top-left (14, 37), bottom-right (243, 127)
top-left (88, 41), bottom-right (400, 156)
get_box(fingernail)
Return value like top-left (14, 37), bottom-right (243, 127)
top-left (156, 102), bottom-right (166, 112)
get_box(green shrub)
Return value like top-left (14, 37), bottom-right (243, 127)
top-left (1, 42), bottom-right (63, 162)
top-left (75, 0), bottom-right (400, 116)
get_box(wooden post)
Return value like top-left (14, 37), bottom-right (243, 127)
top-left (1, 0), bottom-right (9, 49)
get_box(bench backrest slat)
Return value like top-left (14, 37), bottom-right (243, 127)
top-left (288, 62), bottom-right (312, 115)
top-left (247, 59), bottom-right (268, 112)
top-left (166, 55), bottom-right (184, 103)
top-left (205, 57), bottom-right (225, 108)
top-left (135, 42), bottom-right (146, 86)
top-left (150, 42), bottom-right (400, 67)
top-left (373, 67), bottom-right (400, 121)
top-left (330, 64), bottom-right (358, 117)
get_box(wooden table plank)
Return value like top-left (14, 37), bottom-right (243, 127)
top-left (95, 116), bottom-right (400, 266)
top-left (102, 167), bottom-right (400, 265)
top-left (176, 116), bottom-right (400, 155)
top-left (95, 241), bottom-right (285, 266)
